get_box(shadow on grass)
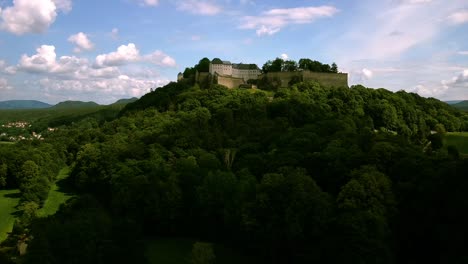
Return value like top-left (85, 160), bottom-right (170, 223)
top-left (10, 210), bottom-right (22, 218)
top-left (55, 176), bottom-right (76, 196)
top-left (3, 192), bottom-right (21, 199)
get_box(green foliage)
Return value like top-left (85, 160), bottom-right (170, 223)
top-left (6, 78), bottom-right (468, 263)
top-left (191, 242), bottom-right (215, 264)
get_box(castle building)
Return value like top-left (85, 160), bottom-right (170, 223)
top-left (209, 58), bottom-right (260, 81)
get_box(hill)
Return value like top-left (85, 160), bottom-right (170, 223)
top-left (445, 100), bottom-right (463, 105)
top-left (0, 100), bottom-right (51, 109)
top-left (111, 97), bottom-right (138, 105)
top-left (452, 100), bottom-right (468, 111)
top-left (52, 100), bottom-right (100, 109)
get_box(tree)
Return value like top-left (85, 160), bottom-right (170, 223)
top-left (191, 242), bottom-right (215, 264)
top-left (282, 60), bottom-right (298, 72)
top-left (331, 62), bottom-right (338, 73)
top-left (196, 58), bottom-right (211, 72)
top-left (0, 163), bottom-right (7, 188)
top-left (18, 160), bottom-right (40, 193)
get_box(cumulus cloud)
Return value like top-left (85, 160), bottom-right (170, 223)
top-left (280, 53), bottom-right (289, 60)
top-left (68, 32), bottom-right (94, 53)
top-left (442, 69), bottom-right (468, 90)
top-left (0, 0), bottom-right (70, 35)
top-left (408, 84), bottom-right (448, 98)
top-left (144, 50), bottom-right (177, 67)
top-left (95, 43), bottom-right (177, 68)
top-left (240, 6), bottom-right (338, 36)
top-left (17, 45), bottom-right (86, 75)
top-left (447, 10), bottom-right (468, 24)
top-left (95, 43), bottom-right (140, 68)
top-left (8, 43), bottom-right (175, 103)
top-left (177, 0), bottom-right (222, 15)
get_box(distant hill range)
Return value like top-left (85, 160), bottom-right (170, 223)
top-left (445, 100), bottom-right (463, 105)
top-left (111, 97), bottom-right (138, 105)
top-left (51, 100), bottom-right (100, 109)
top-left (451, 100), bottom-right (468, 111)
top-left (0, 100), bottom-right (52, 109)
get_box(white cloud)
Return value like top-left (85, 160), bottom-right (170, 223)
top-left (144, 50), bottom-right (177, 67)
top-left (362, 68), bottom-right (373, 79)
top-left (177, 0), bottom-right (222, 15)
top-left (191, 35), bottom-right (201, 41)
top-left (95, 43), bottom-right (140, 68)
top-left (17, 45), bottom-right (87, 75)
top-left (139, 0), bottom-right (159, 6)
top-left (52, 0), bottom-right (72, 12)
top-left (0, 78), bottom-right (13, 90)
top-left (95, 43), bottom-right (176, 68)
top-left (458, 51), bottom-right (468, 55)
top-left (442, 69), bottom-right (468, 90)
top-left (448, 10), bottom-right (468, 24)
top-left (280, 53), bottom-right (289, 60)
top-left (408, 84), bottom-right (448, 98)
top-left (0, 0), bottom-right (69, 35)
top-left (68, 32), bottom-right (94, 53)
top-left (240, 6), bottom-right (339, 36)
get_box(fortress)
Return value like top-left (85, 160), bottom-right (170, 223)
top-left (178, 58), bottom-right (349, 89)
top-left (209, 58), bottom-right (261, 81)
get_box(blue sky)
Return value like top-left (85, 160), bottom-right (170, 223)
top-left (0, 0), bottom-right (467, 104)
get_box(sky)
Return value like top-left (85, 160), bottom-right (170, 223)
top-left (0, 0), bottom-right (467, 104)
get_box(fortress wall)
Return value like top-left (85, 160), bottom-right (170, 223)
top-left (262, 71), bottom-right (348, 88)
top-left (217, 75), bottom-right (245, 89)
top-left (196, 72), bottom-right (210, 83)
top-left (302, 71), bottom-right (348, 87)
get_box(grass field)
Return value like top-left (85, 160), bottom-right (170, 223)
top-left (145, 238), bottom-right (259, 264)
top-left (0, 189), bottom-right (20, 242)
top-left (444, 132), bottom-right (468, 156)
top-left (0, 142), bottom-right (14, 145)
top-left (37, 167), bottom-right (73, 217)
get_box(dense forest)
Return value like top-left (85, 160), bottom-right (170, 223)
top-left (1, 78), bottom-right (468, 263)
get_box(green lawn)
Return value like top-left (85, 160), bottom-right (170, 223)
top-left (37, 167), bottom-right (73, 217)
top-left (145, 238), bottom-right (259, 264)
top-left (444, 132), bottom-right (468, 156)
top-left (0, 189), bottom-right (20, 242)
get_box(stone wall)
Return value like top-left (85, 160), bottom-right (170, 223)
top-left (216, 75), bottom-right (245, 89)
top-left (261, 71), bottom-right (348, 88)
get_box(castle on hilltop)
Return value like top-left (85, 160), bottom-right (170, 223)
top-left (178, 58), bottom-right (348, 89)
top-left (209, 58), bottom-right (261, 81)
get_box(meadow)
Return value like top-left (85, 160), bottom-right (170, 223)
top-left (37, 167), bottom-right (73, 217)
top-left (445, 132), bottom-right (468, 156)
top-left (0, 190), bottom-right (20, 242)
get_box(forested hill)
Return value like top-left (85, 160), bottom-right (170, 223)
top-left (122, 81), bottom-right (467, 134)
top-left (2, 81), bottom-right (468, 264)
top-left (452, 100), bottom-right (468, 111)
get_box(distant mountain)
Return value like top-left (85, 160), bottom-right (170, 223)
top-left (445, 100), bottom-right (463, 105)
top-left (111, 97), bottom-right (138, 105)
top-left (0, 100), bottom-right (52, 109)
top-left (52, 101), bottom-right (100, 109)
top-left (451, 100), bottom-right (468, 111)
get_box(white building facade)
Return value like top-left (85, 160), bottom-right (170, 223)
top-left (209, 59), bottom-right (260, 81)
